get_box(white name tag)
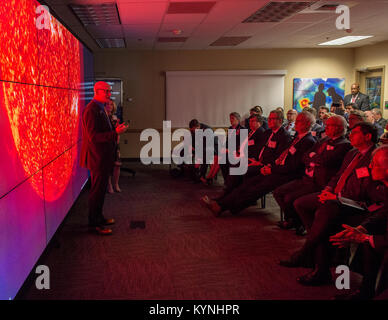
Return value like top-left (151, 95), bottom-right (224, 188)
top-left (356, 167), bottom-right (370, 179)
top-left (248, 139), bottom-right (255, 146)
top-left (326, 145), bottom-right (335, 151)
top-left (289, 146), bottom-right (297, 155)
top-left (268, 141), bottom-right (277, 148)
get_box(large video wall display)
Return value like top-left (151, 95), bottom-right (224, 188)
top-left (0, 0), bottom-right (93, 299)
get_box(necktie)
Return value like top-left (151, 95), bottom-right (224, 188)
top-left (277, 136), bottom-right (300, 165)
top-left (334, 152), bottom-right (363, 195)
top-left (258, 132), bottom-right (274, 162)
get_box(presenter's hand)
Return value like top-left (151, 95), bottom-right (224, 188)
top-left (116, 123), bottom-right (129, 135)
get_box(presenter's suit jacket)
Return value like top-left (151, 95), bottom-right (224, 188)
top-left (344, 92), bottom-right (370, 111)
top-left (80, 100), bottom-right (118, 174)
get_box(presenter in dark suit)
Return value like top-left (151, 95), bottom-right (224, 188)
top-left (274, 115), bottom-right (352, 234)
top-left (279, 122), bottom-right (379, 286)
top-left (344, 83), bottom-right (370, 111)
top-left (80, 81), bottom-right (129, 235)
top-left (201, 111), bottom-right (316, 216)
top-left (330, 145), bottom-right (388, 300)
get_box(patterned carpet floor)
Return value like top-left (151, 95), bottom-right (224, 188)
top-left (19, 162), bottom-right (362, 300)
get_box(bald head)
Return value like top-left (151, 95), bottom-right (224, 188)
top-left (370, 145), bottom-right (388, 184)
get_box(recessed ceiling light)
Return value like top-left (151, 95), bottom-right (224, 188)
top-left (318, 36), bottom-right (373, 46)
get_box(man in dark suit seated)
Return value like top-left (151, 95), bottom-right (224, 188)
top-left (223, 114), bottom-right (266, 194)
top-left (303, 107), bottom-right (324, 140)
top-left (279, 122), bottom-right (380, 286)
top-left (330, 145), bottom-right (388, 300)
top-left (274, 115), bottom-right (352, 235)
top-left (371, 108), bottom-right (387, 130)
top-left (344, 83), bottom-right (370, 111)
top-left (244, 106), bottom-right (268, 130)
top-left (80, 81), bottom-right (129, 235)
top-left (220, 112), bottom-right (246, 184)
top-left (243, 109), bottom-right (292, 179)
top-left (201, 111), bottom-right (316, 216)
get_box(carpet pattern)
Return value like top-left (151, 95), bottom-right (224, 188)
top-left (19, 163), bottom-right (362, 300)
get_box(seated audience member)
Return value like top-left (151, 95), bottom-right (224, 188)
top-left (365, 110), bottom-right (384, 138)
top-left (274, 115), bottom-right (352, 236)
top-left (320, 112), bottom-right (336, 139)
top-left (380, 122), bottom-right (388, 145)
top-left (188, 119), bottom-right (212, 182)
top-left (345, 103), bottom-right (356, 116)
top-left (348, 110), bottom-right (366, 129)
top-left (242, 109), bottom-right (292, 179)
top-left (279, 122), bottom-right (380, 287)
top-left (276, 107), bottom-right (285, 124)
top-left (318, 106), bottom-right (330, 126)
top-left (330, 145), bottom-right (388, 300)
top-left (371, 108), bottom-right (387, 130)
top-left (244, 106), bottom-right (268, 130)
top-left (220, 112), bottom-right (246, 184)
top-left (223, 114), bottom-right (266, 194)
top-left (283, 109), bottom-right (297, 136)
top-left (201, 111), bottom-right (316, 216)
top-left (303, 107), bottom-right (324, 139)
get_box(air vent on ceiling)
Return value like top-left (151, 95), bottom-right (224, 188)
top-left (96, 38), bottom-right (126, 48)
top-left (69, 3), bottom-right (120, 26)
top-left (157, 37), bottom-right (188, 43)
top-left (167, 1), bottom-right (216, 14)
top-left (210, 36), bottom-right (251, 47)
top-left (243, 1), bottom-right (317, 23)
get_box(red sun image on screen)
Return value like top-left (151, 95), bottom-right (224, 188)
top-left (0, 0), bottom-right (83, 201)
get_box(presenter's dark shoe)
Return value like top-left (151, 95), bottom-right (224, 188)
top-left (103, 218), bottom-right (115, 226)
top-left (89, 226), bottom-right (113, 236)
top-left (296, 270), bottom-right (332, 286)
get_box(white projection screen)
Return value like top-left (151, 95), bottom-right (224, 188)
top-left (166, 70), bottom-right (287, 128)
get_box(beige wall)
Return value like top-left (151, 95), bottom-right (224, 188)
top-left (94, 47), bottom-right (355, 158)
top-left (354, 40), bottom-right (388, 119)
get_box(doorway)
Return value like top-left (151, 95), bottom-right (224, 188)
top-left (356, 67), bottom-right (385, 109)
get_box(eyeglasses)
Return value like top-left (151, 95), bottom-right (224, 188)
top-left (97, 89), bottom-right (112, 93)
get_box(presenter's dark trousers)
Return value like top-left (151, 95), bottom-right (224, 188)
top-left (88, 169), bottom-right (110, 227)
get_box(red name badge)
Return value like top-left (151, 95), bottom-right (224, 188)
top-left (326, 145), bottom-right (335, 151)
top-left (289, 146), bottom-right (297, 155)
top-left (248, 140), bottom-right (254, 146)
top-left (268, 141), bottom-right (277, 148)
top-left (356, 167), bottom-right (370, 179)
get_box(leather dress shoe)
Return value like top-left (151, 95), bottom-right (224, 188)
top-left (334, 289), bottom-right (374, 301)
top-left (103, 218), bottom-right (115, 226)
top-left (200, 196), bottom-right (222, 216)
top-left (296, 270), bottom-right (332, 286)
top-left (89, 226), bottom-right (113, 236)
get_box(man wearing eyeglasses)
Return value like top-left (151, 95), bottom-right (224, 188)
top-left (80, 81), bottom-right (129, 235)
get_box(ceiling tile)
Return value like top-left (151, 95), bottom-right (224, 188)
top-left (118, 2), bottom-right (168, 24)
top-left (123, 24), bottom-right (160, 38)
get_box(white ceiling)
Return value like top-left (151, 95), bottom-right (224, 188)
top-left (44, 0), bottom-right (388, 51)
